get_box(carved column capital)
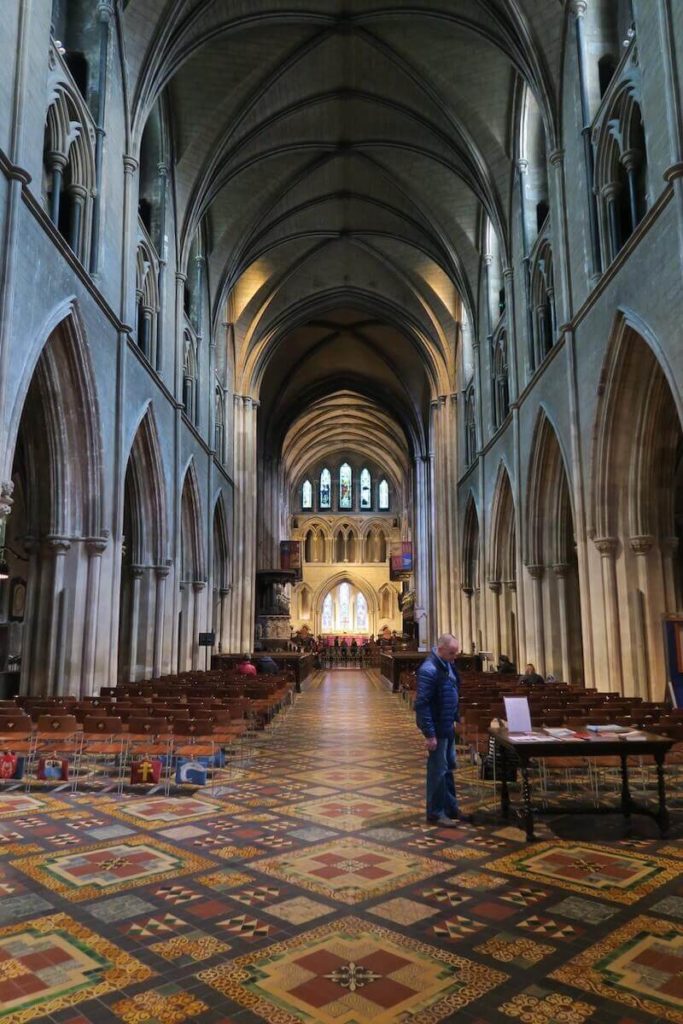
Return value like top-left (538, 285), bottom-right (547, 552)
top-left (527, 563), bottom-right (545, 580)
top-left (85, 535), bottom-right (109, 557)
top-left (517, 158), bottom-right (529, 175)
top-left (488, 580), bottom-right (502, 595)
top-left (552, 563), bottom-right (571, 578)
top-left (155, 565), bottom-right (170, 580)
top-left (629, 534), bottom-right (655, 556)
top-left (461, 585), bottom-right (474, 598)
top-left (193, 580), bottom-right (206, 593)
top-left (45, 535), bottom-right (71, 555)
top-left (123, 154), bottom-right (138, 175)
top-left (549, 148), bottom-right (565, 167)
top-left (505, 580), bottom-right (517, 593)
top-left (568, 0), bottom-right (588, 18)
top-left (131, 565), bottom-right (145, 579)
top-left (594, 536), bottom-right (619, 558)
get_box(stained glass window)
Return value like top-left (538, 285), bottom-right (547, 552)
top-left (339, 463), bottom-right (352, 509)
top-left (378, 479), bottom-right (389, 509)
top-left (356, 593), bottom-right (368, 631)
top-left (337, 582), bottom-right (351, 630)
top-left (320, 468), bottom-right (331, 509)
top-left (302, 480), bottom-right (312, 509)
top-left (360, 468), bottom-right (371, 509)
top-left (321, 593), bottom-right (333, 631)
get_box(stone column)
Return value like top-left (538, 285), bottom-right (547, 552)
top-left (527, 564), bottom-right (546, 675)
top-left (67, 183), bottom-right (87, 261)
top-left (218, 585), bottom-right (231, 652)
top-left (414, 455), bottom-right (432, 648)
top-left (120, 155), bottom-right (139, 326)
top-left (629, 536), bottom-right (655, 699)
top-left (128, 565), bottom-right (144, 682)
top-left (461, 586), bottom-right (474, 654)
top-left (553, 563), bottom-right (571, 683)
top-left (517, 158), bottom-right (535, 376)
top-left (570, 0), bottom-right (602, 280)
top-left (152, 565), bottom-right (169, 677)
top-left (594, 537), bottom-right (623, 692)
top-left (46, 536), bottom-right (71, 696)
top-left (155, 161), bottom-right (168, 371)
top-left (489, 581), bottom-right (502, 665)
top-left (47, 152), bottom-right (67, 225)
top-left (80, 536), bottom-right (108, 696)
top-left (191, 580), bottom-right (205, 669)
top-left (603, 184), bottom-right (621, 263)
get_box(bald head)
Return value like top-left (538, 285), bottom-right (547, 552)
top-left (436, 634), bottom-right (460, 662)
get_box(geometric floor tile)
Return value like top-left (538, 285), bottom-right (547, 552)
top-left (0, 893), bottom-right (53, 925)
top-left (475, 932), bottom-right (555, 967)
top-left (547, 895), bottom-right (620, 923)
top-left (0, 795), bottom-right (64, 820)
top-left (253, 838), bottom-right (446, 904)
top-left (111, 984), bottom-right (206, 1024)
top-left (367, 897), bottom-right (440, 925)
top-left (266, 896), bottom-right (336, 925)
top-left (432, 916), bottom-right (486, 940)
top-left (198, 914), bottom-right (508, 1023)
top-left (550, 914), bottom-right (683, 1022)
top-left (500, 987), bottom-right (595, 1022)
top-left (12, 837), bottom-right (214, 902)
top-left (517, 915), bottom-right (581, 940)
top-left (149, 929), bottom-right (230, 963)
top-left (86, 895), bottom-right (156, 923)
top-left (281, 795), bottom-right (406, 832)
top-left (216, 914), bottom-right (275, 940)
top-left (650, 894), bottom-right (683, 919)
top-left (197, 870), bottom-right (254, 893)
top-left (102, 797), bottom-right (231, 829)
top-left (0, 912), bottom-right (151, 1022)
top-left (489, 842), bottom-right (681, 904)
top-left (124, 913), bottom-right (189, 938)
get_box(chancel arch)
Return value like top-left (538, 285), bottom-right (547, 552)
top-left (526, 411), bottom-right (583, 682)
top-left (590, 316), bottom-right (683, 698)
top-left (313, 573), bottom-right (379, 637)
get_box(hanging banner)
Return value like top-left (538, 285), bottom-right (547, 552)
top-left (390, 542), bottom-right (413, 580)
top-left (280, 541), bottom-right (302, 579)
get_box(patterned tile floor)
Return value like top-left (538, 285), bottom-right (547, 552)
top-left (1, 670), bottom-right (682, 1023)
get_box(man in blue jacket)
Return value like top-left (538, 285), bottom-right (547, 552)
top-left (414, 633), bottom-right (471, 826)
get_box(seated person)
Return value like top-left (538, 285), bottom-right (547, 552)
top-left (520, 662), bottom-right (544, 686)
top-left (257, 656), bottom-right (279, 675)
top-left (236, 656), bottom-right (257, 676)
top-left (498, 654), bottom-right (517, 674)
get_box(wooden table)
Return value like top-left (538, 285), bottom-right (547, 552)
top-left (490, 727), bottom-right (674, 841)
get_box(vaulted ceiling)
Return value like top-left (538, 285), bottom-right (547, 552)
top-left (123, 0), bottom-right (565, 467)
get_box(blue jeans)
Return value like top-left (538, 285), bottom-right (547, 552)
top-left (426, 737), bottom-right (458, 820)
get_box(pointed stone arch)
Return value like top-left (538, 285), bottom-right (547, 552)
top-left (118, 405), bottom-right (168, 681)
top-left (589, 314), bottom-right (683, 697)
top-left (526, 409), bottom-right (583, 681)
top-left (180, 459), bottom-right (205, 583)
top-left (124, 406), bottom-right (168, 566)
top-left (212, 491), bottom-right (231, 650)
top-left (312, 570), bottom-right (379, 635)
top-left (488, 463), bottom-right (518, 667)
top-left (5, 308), bottom-right (105, 695)
top-left (461, 492), bottom-right (480, 653)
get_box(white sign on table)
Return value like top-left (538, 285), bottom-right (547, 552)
top-left (503, 696), bottom-right (532, 734)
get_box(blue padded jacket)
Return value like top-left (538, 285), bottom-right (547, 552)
top-left (414, 650), bottom-right (460, 739)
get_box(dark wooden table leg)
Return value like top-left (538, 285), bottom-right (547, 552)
top-left (619, 751), bottom-right (632, 828)
top-left (500, 744), bottom-right (510, 820)
top-left (521, 761), bottom-right (535, 841)
top-left (655, 752), bottom-right (670, 837)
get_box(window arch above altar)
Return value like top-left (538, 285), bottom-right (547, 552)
top-left (320, 468), bottom-right (331, 509)
top-left (302, 479), bottom-right (312, 509)
top-left (360, 468), bottom-right (371, 509)
top-left (339, 463), bottom-right (352, 509)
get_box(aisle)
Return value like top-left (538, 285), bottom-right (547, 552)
top-left (0, 671), bottom-right (681, 1024)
